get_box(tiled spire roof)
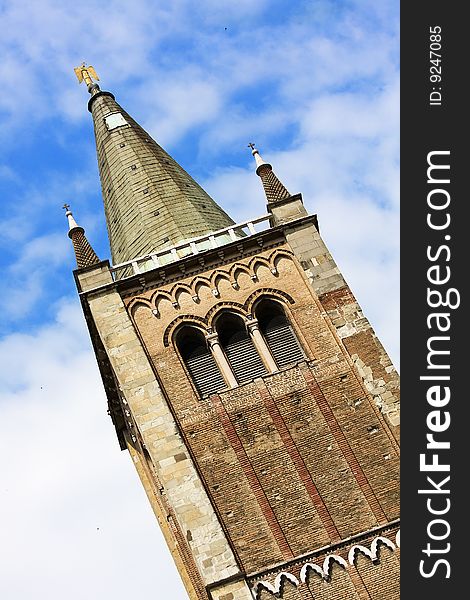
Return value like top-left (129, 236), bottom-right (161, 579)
top-left (79, 68), bottom-right (234, 265)
top-left (249, 143), bottom-right (291, 203)
top-left (63, 204), bottom-right (100, 269)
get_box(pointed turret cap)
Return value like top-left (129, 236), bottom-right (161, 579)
top-left (77, 65), bottom-right (234, 265)
top-left (63, 204), bottom-right (100, 269)
top-left (249, 143), bottom-right (291, 204)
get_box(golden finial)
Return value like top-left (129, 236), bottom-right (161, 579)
top-left (74, 63), bottom-right (100, 86)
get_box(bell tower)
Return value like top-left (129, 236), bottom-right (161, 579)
top-left (67, 67), bottom-right (400, 600)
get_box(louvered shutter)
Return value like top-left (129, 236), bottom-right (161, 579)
top-left (263, 315), bottom-right (305, 369)
top-left (186, 346), bottom-right (226, 396)
top-left (224, 331), bottom-right (267, 383)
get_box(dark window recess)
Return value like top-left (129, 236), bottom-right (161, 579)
top-left (217, 314), bottom-right (267, 383)
top-left (257, 300), bottom-right (305, 369)
top-left (176, 327), bottom-right (226, 396)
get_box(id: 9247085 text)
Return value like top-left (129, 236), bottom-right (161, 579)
top-left (429, 26), bottom-right (443, 106)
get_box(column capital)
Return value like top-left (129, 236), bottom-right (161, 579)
top-left (245, 317), bottom-right (260, 333)
top-left (205, 332), bottom-right (221, 348)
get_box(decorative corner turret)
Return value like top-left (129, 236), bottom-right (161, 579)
top-left (249, 143), bottom-right (308, 226)
top-left (63, 203), bottom-right (100, 269)
top-left (249, 142), bottom-right (291, 203)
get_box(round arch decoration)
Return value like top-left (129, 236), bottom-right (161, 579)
top-left (245, 288), bottom-right (296, 315)
top-left (163, 314), bottom-right (209, 347)
top-left (205, 301), bottom-right (248, 329)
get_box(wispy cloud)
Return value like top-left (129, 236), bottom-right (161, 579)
top-left (0, 301), bottom-right (187, 598)
top-left (1, 233), bottom-right (68, 319)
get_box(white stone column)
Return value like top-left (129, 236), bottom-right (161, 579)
top-left (245, 318), bottom-right (278, 373)
top-left (206, 332), bottom-right (238, 388)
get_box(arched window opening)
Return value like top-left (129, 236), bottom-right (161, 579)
top-left (176, 326), bottom-right (226, 396)
top-left (256, 299), bottom-right (305, 369)
top-left (216, 313), bottom-right (267, 383)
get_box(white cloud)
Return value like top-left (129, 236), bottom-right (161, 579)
top-left (1, 234), bottom-right (69, 319)
top-left (0, 300), bottom-right (188, 599)
top-left (202, 166), bottom-right (266, 223)
top-left (142, 73), bottom-right (224, 146)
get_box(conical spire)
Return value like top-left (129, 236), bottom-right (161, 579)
top-left (248, 143), bottom-right (291, 203)
top-left (63, 204), bottom-right (101, 269)
top-left (76, 65), bottom-right (234, 266)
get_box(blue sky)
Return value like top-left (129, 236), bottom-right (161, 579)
top-left (0, 1), bottom-right (399, 598)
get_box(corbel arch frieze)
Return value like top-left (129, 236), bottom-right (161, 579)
top-left (251, 529), bottom-right (400, 598)
top-left (132, 251), bottom-right (297, 320)
top-left (127, 296), bottom-right (154, 315)
top-left (228, 263), bottom-right (251, 279)
top-left (173, 284), bottom-right (199, 309)
top-left (149, 288), bottom-right (173, 307)
top-left (267, 248), bottom-right (296, 275)
top-left (267, 248), bottom-right (295, 264)
top-left (192, 276), bottom-right (213, 299)
top-left (247, 255), bottom-right (271, 271)
top-left (167, 282), bottom-right (193, 297)
top-left (227, 263), bottom-right (252, 291)
top-left (246, 256), bottom-right (272, 282)
top-left (210, 271), bottom-right (233, 298)
top-left (348, 535), bottom-right (396, 566)
top-left (210, 269), bottom-right (231, 287)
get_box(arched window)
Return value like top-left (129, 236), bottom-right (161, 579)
top-left (176, 326), bottom-right (226, 396)
top-left (216, 313), bottom-right (267, 384)
top-left (256, 299), bottom-right (305, 369)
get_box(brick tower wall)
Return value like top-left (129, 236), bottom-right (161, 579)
top-left (125, 234), bottom-right (400, 585)
top-left (269, 199), bottom-right (400, 444)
